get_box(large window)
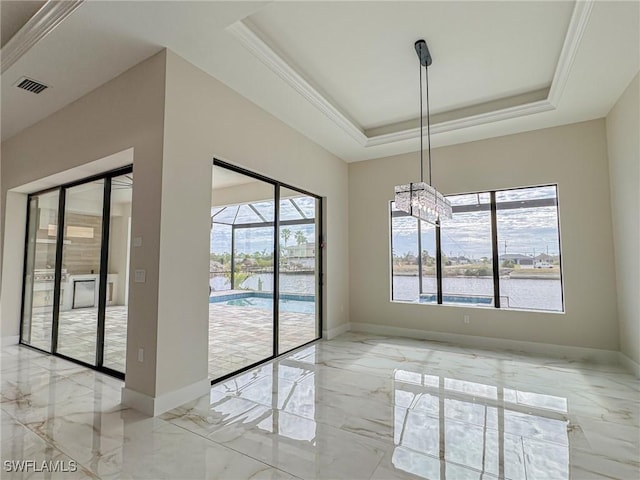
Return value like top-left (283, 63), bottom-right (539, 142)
top-left (390, 185), bottom-right (563, 312)
top-left (390, 206), bottom-right (436, 304)
top-left (440, 193), bottom-right (494, 307)
top-left (496, 186), bottom-right (563, 311)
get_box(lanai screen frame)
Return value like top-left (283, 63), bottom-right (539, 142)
top-left (212, 198), bottom-right (318, 291)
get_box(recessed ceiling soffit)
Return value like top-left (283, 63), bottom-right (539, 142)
top-left (226, 1), bottom-right (594, 149)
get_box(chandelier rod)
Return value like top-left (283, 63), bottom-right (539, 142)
top-left (425, 63), bottom-right (432, 187)
top-left (419, 59), bottom-right (424, 184)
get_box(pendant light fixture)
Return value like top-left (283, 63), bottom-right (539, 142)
top-left (394, 39), bottom-right (452, 225)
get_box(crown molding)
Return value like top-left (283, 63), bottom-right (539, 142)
top-left (548, 0), bottom-right (595, 107)
top-left (1, 0), bottom-right (85, 74)
top-left (366, 100), bottom-right (555, 147)
top-left (227, 20), bottom-right (368, 146)
top-left (228, 0), bottom-right (593, 149)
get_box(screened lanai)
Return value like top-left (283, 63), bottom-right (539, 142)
top-left (211, 196), bottom-right (317, 289)
top-left (208, 162), bottom-right (322, 382)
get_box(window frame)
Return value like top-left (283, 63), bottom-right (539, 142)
top-left (390, 184), bottom-right (565, 313)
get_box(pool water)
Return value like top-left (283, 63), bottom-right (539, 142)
top-left (222, 296), bottom-right (316, 315)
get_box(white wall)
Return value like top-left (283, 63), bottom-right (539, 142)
top-left (163, 51), bottom-right (350, 340)
top-left (606, 73), bottom-right (640, 367)
top-left (349, 119), bottom-right (619, 352)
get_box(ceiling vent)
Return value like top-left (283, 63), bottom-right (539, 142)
top-left (16, 77), bottom-right (48, 94)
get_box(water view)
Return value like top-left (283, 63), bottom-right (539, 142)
top-left (210, 272), bottom-right (316, 295)
top-left (393, 275), bottom-right (563, 311)
top-left (212, 272), bottom-right (563, 312)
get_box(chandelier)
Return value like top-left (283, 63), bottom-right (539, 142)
top-left (394, 40), bottom-right (452, 225)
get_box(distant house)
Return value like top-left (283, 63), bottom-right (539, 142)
top-left (285, 242), bottom-right (315, 259)
top-left (534, 253), bottom-right (559, 263)
top-left (449, 256), bottom-right (472, 265)
top-left (500, 254), bottom-right (534, 266)
top-left (284, 242), bottom-right (316, 269)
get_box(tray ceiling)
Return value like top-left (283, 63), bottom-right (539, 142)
top-left (1, 1), bottom-right (638, 162)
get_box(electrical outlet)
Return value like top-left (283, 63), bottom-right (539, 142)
top-left (134, 269), bottom-right (146, 283)
top-left (463, 315), bottom-right (470, 324)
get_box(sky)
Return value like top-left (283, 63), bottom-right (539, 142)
top-left (392, 186), bottom-right (561, 259)
top-left (210, 187), bottom-right (561, 259)
top-left (211, 196), bottom-right (318, 255)
top-left (392, 207), bottom-right (561, 259)
top-left (211, 221), bottom-right (317, 255)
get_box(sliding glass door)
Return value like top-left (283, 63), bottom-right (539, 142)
top-left (103, 173), bottom-right (133, 372)
top-left (209, 161), bottom-right (322, 382)
top-left (21, 191), bottom-right (60, 352)
top-left (278, 188), bottom-right (321, 353)
top-left (56, 180), bottom-right (105, 365)
top-left (20, 167), bottom-right (133, 378)
top-left (209, 166), bottom-right (275, 380)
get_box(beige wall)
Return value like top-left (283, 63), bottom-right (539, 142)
top-left (349, 119), bottom-right (619, 351)
top-left (108, 202), bottom-right (132, 305)
top-left (164, 51), bottom-right (350, 338)
top-left (606, 73), bottom-right (640, 364)
top-left (1, 51), bottom-right (167, 398)
top-left (0, 192), bottom-right (27, 340)
top-left (212, 180), bottom-right (274, 208)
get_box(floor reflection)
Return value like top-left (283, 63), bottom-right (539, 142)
top-left (3, 333), bottom-right (638, 479)
top-left (202, 347), bottom-right (574, 480)
top-left (392, 370), bottom-right (569, 479)
top-left (210, 349), bottom-right (319, 443)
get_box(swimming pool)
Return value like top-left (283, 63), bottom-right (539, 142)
top-left (210, 292), bottom-right (316, 315)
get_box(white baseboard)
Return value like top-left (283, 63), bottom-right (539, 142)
top-left (323, 322), bottom-right (351, 340)
top-left (350, 322), bottom-right (620, 364)
top-left (1, 335), bottom-right (19, 347)
top-left (619, 352), bottom-right (640, 378)
top-left (122, 378), bottom-right (210, 417)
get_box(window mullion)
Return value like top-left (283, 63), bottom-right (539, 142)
top-left (51, 187), bottom-right (66, 353)
top-left (435, 221), bottom-right (443, 305)
top-left (490, 191), bottom-right (501, 308)
top-left (417, 218), bottom-right (423, 295)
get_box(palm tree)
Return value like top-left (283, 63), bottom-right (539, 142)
top-left (281, 228), bottom-right (292, 247)
top-left (295, 230), bottom-right (307, 245)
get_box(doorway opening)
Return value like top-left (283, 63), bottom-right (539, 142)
top-left (20, 167), bottom-right (133, 378)
top-left (209, 160), bottom-right (323, 382)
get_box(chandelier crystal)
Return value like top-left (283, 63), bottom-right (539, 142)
top-left (394, 182), bottom-right (451, 224)
top-left (394, 39), bottom-right (452, 225)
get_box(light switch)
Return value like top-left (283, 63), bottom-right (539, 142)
top-left (138, 348), bottom-right (144, 363)
top-left (134, 269), bottom-right (146, 283)
top-left (133, 236), bottom-right (143, 247)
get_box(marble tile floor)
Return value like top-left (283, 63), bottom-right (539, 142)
top-left (1, 332), bottom-right (638, 479)
top-left (27, 304), bottom-right (317, 381)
